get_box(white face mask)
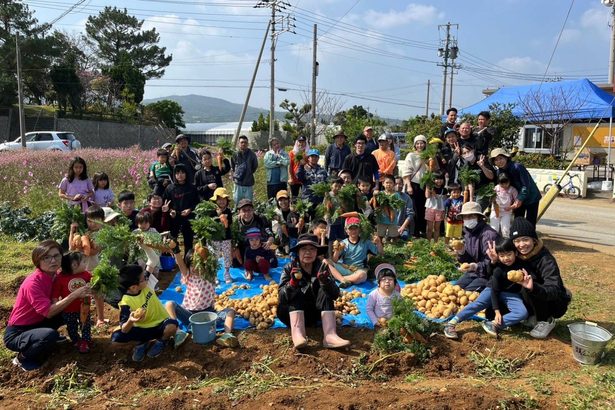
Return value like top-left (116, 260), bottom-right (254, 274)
top-left (463, 218), bottom-right (478, 229)
top-left (463, 153), bottom-right (475, 163)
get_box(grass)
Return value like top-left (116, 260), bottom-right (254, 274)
top-left (0, 236), bottom-right (36, 308)
top-left (469, 348), bottom-right (535, 379)
top-left (45, 362), bottom-right (100, 409)
top-left (560, 370), bottom-right (615, 409)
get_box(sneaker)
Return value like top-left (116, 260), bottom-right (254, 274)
top-left (174, 330), bottom-right (189, 349)
top-left (224, 270), bottom-right (233, 284)
top-left (78, 340), bottom-right (90, 354)
top-left (481, 320), bottom-right (498, 337)
top-left (521, 315), bottom-right (537, 328)
top-left (12, 355), bottom-right (40, 371)
top-left (216, 333), bottom-right (239, 348)
top-left (443, 324), bottom-right (458, 339)
top-left (529, 317), bottom-right (556, 339)
top-left (132, 343), bottom-right (147, 362)
top-left (56, 335), bottom-right (69, 344)
top-left (146, 339), bottom-right (166, 358)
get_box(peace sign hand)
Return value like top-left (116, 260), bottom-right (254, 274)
top-left (161, 200), bottom-right (171, 213)
top-left (486, 240), bottom-right (498, 264)
top-left (477, 154), bottom-right (486, 168)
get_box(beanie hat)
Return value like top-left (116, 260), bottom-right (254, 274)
top-left (510, 217), bottom-right (537, 240)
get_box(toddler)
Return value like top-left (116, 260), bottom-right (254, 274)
top-left (490, 173), bottom-right (518, 238)
top-left (133, 211), bottom-right (161, 280)
top-left (366, 264), bottom-right (401, 328)
top-left (244, 227), bottom-right (278, 281)
top-left (210, 187), bottom-right (233, 283)
top-left (444, 183), bottom-right (464, 244)
top-left (92, 172), bottom-right (115, 207)
top-left (375, 174), bottom-right (403, 240)
top-left (425, 172), bottom-right (447, 242)
top-left (444, 238), bottom-right (529, 339)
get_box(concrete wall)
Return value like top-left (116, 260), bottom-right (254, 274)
top-left (527, 168), bottom-right (588, 198)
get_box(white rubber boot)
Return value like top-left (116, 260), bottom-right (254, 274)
top-left (289, 310), bottom-right (308, 349)
top-left (321, 311), bottom-right (350, 349)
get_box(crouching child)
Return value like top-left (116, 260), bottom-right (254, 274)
top-left (366, 264), bottom-right (401, 328)
top-left (111, 265), bottom-right (179, 362)
top-left (165, 249), bottom-right (239, 348)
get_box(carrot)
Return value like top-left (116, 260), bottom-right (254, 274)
top-left (339, 211), bottom-right (360, 219)
top-left (428, 157), bottom-right (437, 172)
top-left (80, 297), bottom-right (90, 324)
top-left (81, 235), bottom-right (92, 256)
top-left (463, 187), bottom-right (470, 203)
top-left (216, 152), bottom-right (223, 169)
top-left (219, 214), bottom-right (229, 229)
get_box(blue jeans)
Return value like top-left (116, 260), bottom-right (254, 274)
top-left (456, 288), bottom-right (528, 328)
top-left (168, 301), bottom-right (229, 331)
top-left (233, 184), bottom-right (253, 206)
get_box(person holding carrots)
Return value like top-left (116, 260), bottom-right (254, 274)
top-left (194, 148), bottom-right (231, 202)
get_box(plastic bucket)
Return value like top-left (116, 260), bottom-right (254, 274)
top-left (189, 312), bottom-right (218, 344)
top-left (160, 255), bottom-right (175, 271)
top-left (568, 321), bottom-right (612, 365)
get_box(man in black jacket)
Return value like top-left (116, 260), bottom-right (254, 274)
top-left (342, 135), bottom-right (379, 188)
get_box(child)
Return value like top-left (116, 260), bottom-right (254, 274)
top-left (92, 172), bottom-right (115, 207)
top-left (272, 190), bottom-right (299, 256)
top-left (443, 238), bottom-right (528, 339)
top-left (244, 227), bottom-right (278, 281)
top-left (395, 176), bottom-right (414, 240)
top-left (310, 218), bottom-right (328, 249)
top-left (140, 191), bottom-right (170, 233)
top-left (338, 169), bottom-right (353, 186)
top-left (118, 191), bottom-right (139, 230)
top-left (324, 177), bottom-right (346, 245)
top-left (210, 187), bottom-right (233, 284)
top-left (58, 156), bottom-right (94, 212)
top-left (357, 178), bottom-right (373, 201)
top-left (425, 172), bottom-right (447, 242)
top-left (148, 148), bottom-right (172, 189)
top-left (331, 217), bottom-right (383, 287)
top-left (134, 211), bottom-right (161, 280)
top-left (51, 252), bottom-right (97, 353)
top-left (366, 263), bottom-right (401, 328)
top-left (166, 249), bottom-right (239, 348)
top-left (163, 164), bottom-right (199, 252)
top-left (375, 174), bottom-right (403, 241)
top-left (444, 183), bottom-right (464, 244)
top-left (490, 173), bottom-right (518, 238)
top-left (194, 148), bottom-right (231, 202)
top-left (111, 265), bottom-right (180, 362)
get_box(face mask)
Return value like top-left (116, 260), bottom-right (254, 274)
top-left (463, 153), bottom-right (475, 162)
top-left (464, 218), bottom-right (478, 229)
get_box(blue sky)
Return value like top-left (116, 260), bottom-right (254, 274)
top-left (25, 0), bottom-right (613, 120)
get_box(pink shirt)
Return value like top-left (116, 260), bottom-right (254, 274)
top-left (8, 268), bottom-right (54, 326)
top-left (181, 273), bottom-right (215, 311)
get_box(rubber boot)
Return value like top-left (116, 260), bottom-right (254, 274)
top-left (321, 311), bottom-right (350, 349)
top-left (289, 310), bottom-right (308, 349)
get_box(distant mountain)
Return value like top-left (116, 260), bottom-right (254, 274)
top-left (143, 94), bottom-right (279, 123)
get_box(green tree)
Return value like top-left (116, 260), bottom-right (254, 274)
top-left (279, 99), bottom-right (311, 139)
top-left (48, 32), bottom-right (85, 116)
top-left (144, 99), bottom-right (185, 132)
top-left (251, 113), bottom-right (279, 132)
top-left (331, 105), bottom-right (386, 143)
top-left (402, 114), bottom-right (442, 140)
top-left (85, 7), bottom-right (172, 105)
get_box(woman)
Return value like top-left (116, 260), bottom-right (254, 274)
top-left (278, 234), bottom-right (350, 349)
top-left (4, 240), bottom-right (91, 371)
top-left (490, 148), bottom-right (541, 226)
top-left (510, 217), bottom-right (571, 338)
top-left (450, 143), bottom-right (495, 211)
top-left (401, 135), bottom-right (429, 237)
top-left (454, 202), bottom-right (499, 291)
top-left (263, 137), bottom-right (291, 200)
top-left (288, 136), bottom-right (309, 198)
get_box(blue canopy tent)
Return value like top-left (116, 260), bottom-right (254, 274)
top-left (458, 78), bottom-right (615, 171)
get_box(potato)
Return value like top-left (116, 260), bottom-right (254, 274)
top-left (418, 300), bottom-right (427, 308)
top-left (443, 308), bottom-right (452, 317)
top-left (437, 275), bottom-right (446, 284)
top-left (425, 301), bottom-right (433, 310)
top-left (133, 308), bottom-right (146, 320)
top-left (427, 292), bottom-right (438, 299)
top-left (507, 270), bottom-right (524, 283)
top-left (469, 292), bottom-right (478, 302)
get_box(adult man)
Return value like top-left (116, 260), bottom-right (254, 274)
top-left (457, 122), bottom-right (478, 150)
top-left (324, 132), bottom-right (351, 176)
top-left (360, 126), bottom-right (377, 155)
top-left (263, 137), bottom-right (290, 200)
top-left (171, 134), bottom-right (200, 183)
top-left (372, 133), bottom-right (397, 181)
top-left (342, 135), bottom-right (379, 188)
top-left (440, 107), bottom-right (459, 138)
top-left (231, 135), bottom-right (259, 204)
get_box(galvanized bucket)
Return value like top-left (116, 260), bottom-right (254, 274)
top-left (568, 321), bottom-right (612, 365)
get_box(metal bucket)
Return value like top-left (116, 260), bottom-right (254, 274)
top-left (568, 321), bottom-right (612, 365)
top-left (189, 312), bottom-right (218, 345)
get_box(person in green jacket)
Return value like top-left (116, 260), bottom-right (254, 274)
top-left (264, 137), bottom-right (291, 200)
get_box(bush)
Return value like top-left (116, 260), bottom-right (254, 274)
top-left (515, 153), bottom-right (567, 170)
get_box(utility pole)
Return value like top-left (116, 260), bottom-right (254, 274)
top-left (425, 80), bottom-right (430, 117)
top-left (437, 22), bottom-right (459, 115)
top-left (255, 1), bottom-right (294, 142)
top-left (16, 34), bottom-right (26, 149)
top-left (607, 1), bottom-right (615, 88)
top-left (234, 21), bottom-right (271, 146)
top-left (311, 24), bottom-right (318, 145)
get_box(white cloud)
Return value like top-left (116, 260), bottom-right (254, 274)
top-left (363, 4), bottom-right (443, 28)
top-left (496, 56), bottom-right (545, 73)
top-left (581, 7), bottom-right (609, 30)
top-left (559, 28), bottom-right (581, 44)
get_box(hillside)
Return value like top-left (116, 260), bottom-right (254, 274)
top-left (143, 94), bottom-right (277, 123)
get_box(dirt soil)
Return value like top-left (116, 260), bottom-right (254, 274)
top-left (0, 238), bottom-right (614, 409)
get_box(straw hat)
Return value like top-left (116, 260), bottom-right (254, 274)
top-left (456, 202), bottom-right (486, 220)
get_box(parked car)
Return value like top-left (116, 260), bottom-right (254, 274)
top-left (0, 131), bottom-right (81, 152)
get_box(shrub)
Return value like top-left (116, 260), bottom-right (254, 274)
top-left (515, 153), bottom-right (567, 170)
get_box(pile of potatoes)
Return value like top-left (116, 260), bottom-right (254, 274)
top-left (334, 290), bottom-right (364, 323)
top-left (214, 282), bottom-right (279, 330)
top-left (401, 274), bottom-right (479, 320)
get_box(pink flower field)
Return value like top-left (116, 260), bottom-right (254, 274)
top-left (0, 147), bottom-right (155, 215)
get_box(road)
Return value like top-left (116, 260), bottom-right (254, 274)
top-left (537, 197), bottom-right (615, 253)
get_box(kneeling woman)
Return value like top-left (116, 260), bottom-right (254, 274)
top-left (278, 234), bottom-right (350, 349)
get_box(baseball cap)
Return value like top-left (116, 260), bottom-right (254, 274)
top-left (307, 148), bottom-right (320, 157)
top-left (237, 198), bottom-right (253, 209)
top-left (276, 190), bottom-right (289, 200)
top-left (345, 217), bottom-right (360, 228)
top-left (378, 134), bottom-right (388, 141)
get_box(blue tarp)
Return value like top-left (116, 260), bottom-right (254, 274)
top-left (459, 78), bottom-right (615, 121)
